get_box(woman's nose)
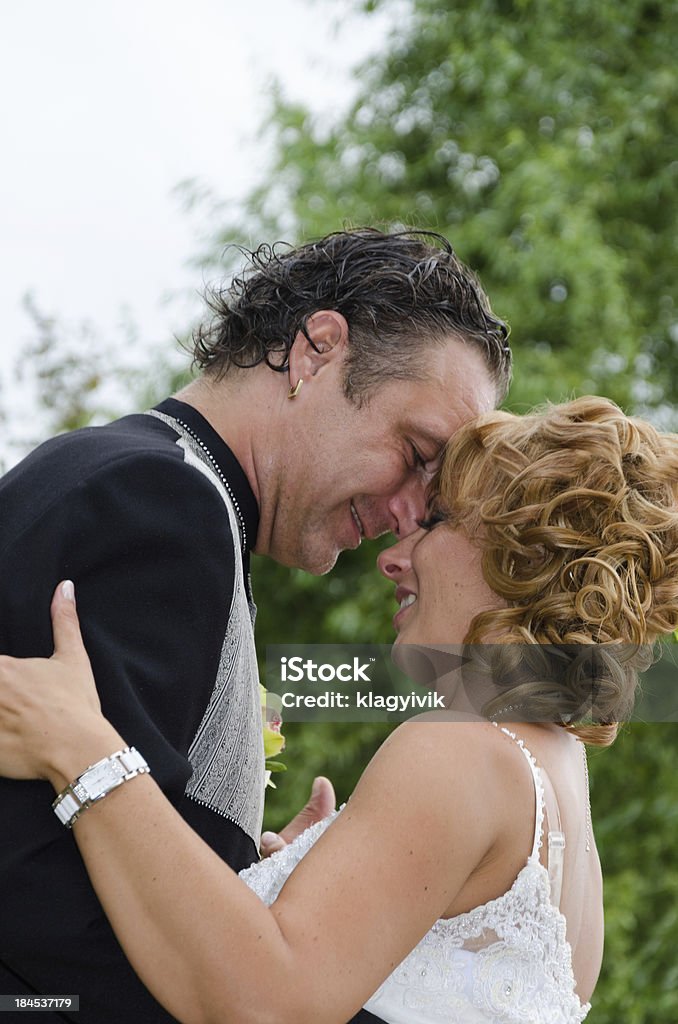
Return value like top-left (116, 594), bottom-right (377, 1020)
top-left (377, 531), bottom-right (418, 581)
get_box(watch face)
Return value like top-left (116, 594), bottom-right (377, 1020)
top-left (81, 759), bottom-right (125, 801)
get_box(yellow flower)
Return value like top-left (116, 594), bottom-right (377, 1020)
top-left (263, 721), bottom-right (285, 759)
top-left (260, 685), bottom-right (286, 787)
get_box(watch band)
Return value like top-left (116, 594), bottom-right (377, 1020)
top-left (52, 747), bottom-right (150, 828)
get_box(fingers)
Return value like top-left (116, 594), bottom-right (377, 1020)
top-left (50, 580), bottom-right (86, 659)
top-left (307, 776), bottom-right (336, 819)
top-left (0, 651), bottom-right (56, 781)
top-left (259, 831), bottom-right (286, 858)
top-left (259, 778), bottom-right (337, 857)
top-left (275, 775), bottom-right (337, 847)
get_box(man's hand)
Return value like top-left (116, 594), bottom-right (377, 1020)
top-left (260, 776), bottom-right (336, 857)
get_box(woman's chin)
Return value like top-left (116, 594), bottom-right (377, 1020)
top-left (390, 641), bottom-right (447, 687)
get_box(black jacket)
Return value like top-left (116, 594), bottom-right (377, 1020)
top-left (0, 398), bottom-right (259, 1023)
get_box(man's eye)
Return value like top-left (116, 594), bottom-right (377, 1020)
top-left (410, 446), bottom-right (427, 469)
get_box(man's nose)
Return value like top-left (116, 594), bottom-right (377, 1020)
top-left (388, 474), bottom-right (427, 539)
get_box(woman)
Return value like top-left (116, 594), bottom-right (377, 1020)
top-left (1, 396), bottom-right (677, 1024)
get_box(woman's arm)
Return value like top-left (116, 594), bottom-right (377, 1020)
top-left (0, 585), bottom-right (505, 1024)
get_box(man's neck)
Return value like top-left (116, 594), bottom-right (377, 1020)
top-left (173, 370), bottom-right (283, 517)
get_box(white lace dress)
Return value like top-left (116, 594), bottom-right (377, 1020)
top-left (239, 728), bottom-right (591, 1023)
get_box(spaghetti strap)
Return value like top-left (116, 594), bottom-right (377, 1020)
top-left (495, 724), bottom-right (567, 907)
top-left (495, 725), bottom-right (545, 861)
top-left (540, 762), bottom-right (566, 907)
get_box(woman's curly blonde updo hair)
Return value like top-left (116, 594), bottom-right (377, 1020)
top-left (431, 396), bottom-right (678, 746)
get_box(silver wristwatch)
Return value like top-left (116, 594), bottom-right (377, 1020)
top-left (52, 747), bottom-right (150, 828)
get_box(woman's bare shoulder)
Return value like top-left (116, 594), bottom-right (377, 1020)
top-left (348, 715), bottom-right (530, 850)
top-left (372, 713), bottom-right (532, 778)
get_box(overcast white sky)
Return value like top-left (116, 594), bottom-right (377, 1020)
top-left (0, 0), bottom-right (394, 462)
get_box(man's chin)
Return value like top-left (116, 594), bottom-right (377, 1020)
top-left (266, 537), bottom-right (340, 575)
top-left (306, 553), bottom-right (340, 576)
top-left (296, 543), bottom-right (340, 576)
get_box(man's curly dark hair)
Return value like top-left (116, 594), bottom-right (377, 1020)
top-left (192, 228), bottom-right (512, 404)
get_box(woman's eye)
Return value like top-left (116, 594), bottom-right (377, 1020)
top-left (417, 510), bottom-right (445, 530)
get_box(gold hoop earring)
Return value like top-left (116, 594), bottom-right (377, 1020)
top-left (288, 379), bottom-right (303, 399)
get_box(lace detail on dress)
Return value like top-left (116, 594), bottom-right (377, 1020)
top-left (239, 733), bottom-right (591, 1024)
top-left (366, 859), bottom-right (589, 1023)
top-left (239, 810), bottom-right (341, 904)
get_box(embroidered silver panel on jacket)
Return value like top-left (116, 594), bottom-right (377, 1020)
top-left (147, 410), bottom-right (264, 847)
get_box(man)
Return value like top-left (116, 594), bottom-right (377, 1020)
top-left (0, 228), bottom-right (510, 1022)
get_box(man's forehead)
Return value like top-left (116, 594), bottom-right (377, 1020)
top-left (403, 385), bottom-right (491, 447)
top-left (425, 336), bottom-right (499, 415)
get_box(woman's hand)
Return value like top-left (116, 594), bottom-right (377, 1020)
top-left (0, 581), bottom-right (110, 783)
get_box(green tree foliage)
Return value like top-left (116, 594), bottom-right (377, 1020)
top-left (212, 0), bottom-right (678, 419)
top-left (588, 725), bottom-right (678, 1020)
top-left (0, 296), bottom-right (193, 469)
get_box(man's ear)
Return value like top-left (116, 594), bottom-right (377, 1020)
top-left (287, 310), bottom-right (349, 389)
